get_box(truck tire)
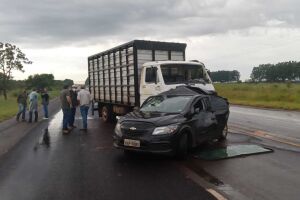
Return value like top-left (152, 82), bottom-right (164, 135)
top-left (101, 106), bottom-right (111, 123)
top-left (176, 133), bottom-right (188, 160)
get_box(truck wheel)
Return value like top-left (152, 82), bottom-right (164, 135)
top-left (219, 124), bottom-right (228, 141)
top-left (176, 133), bottom-right (188, 159)
top-left (101, 106), bottom-right (111, 123)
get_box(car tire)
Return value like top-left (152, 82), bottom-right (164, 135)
top-left (219, 124), bottom-right (228, 141)
top-left (102, 106), bottom-right (111, 123)
top-left (176, 133), bottom-right (189, 159)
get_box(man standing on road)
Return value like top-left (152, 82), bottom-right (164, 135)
top-left (77, 86), bottom-right (92, 131)
top-left (16, 90), bottom-right (27, 122)
top-left (69, 85), bottom-right (78, 128)
top-left (41, 88), bottom-right (49, 119)
top-left (60, 85), bottom-right (72, 134)
top-left (28, 88), bottom-right (39, 123)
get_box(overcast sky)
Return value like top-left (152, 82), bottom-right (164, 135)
top-left (1, 0), bottom-right (300, 82)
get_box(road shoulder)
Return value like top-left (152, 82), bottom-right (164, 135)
top-left (0, 98), bottom-right (61, 157)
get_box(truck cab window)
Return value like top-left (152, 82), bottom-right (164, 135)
top-left (145, 67), bottom-right (157, 83)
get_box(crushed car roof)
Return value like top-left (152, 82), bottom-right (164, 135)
top-left (159, 85), bottom-right (215, 96)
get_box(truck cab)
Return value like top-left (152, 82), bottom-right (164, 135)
top-left (140, 61), bottom-right (215, 104)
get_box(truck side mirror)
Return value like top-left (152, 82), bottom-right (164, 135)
top-left (207, 70), bottom-right (211, 76)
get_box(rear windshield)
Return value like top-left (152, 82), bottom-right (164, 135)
top-left (140, 96), bottom-right (192, 113)
top-left (161, 64), bottom-right (211, 85)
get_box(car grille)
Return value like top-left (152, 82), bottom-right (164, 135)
top-left (121, 121), bottom-right (155, 136)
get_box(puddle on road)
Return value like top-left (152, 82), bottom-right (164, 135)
top-left (34, 128), bottom-right (51, 150)
top-left (194, 144), bottom-right (273, 160)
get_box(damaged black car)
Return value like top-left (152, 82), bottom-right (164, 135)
top-left (113, 86), bottom-right (229, 158)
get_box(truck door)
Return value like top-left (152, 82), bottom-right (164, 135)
top-left (140, 66), bottom-right (162, 103)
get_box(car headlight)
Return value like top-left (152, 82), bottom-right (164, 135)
top-left (115, 122), bottom-right (122, 137)
top-left (152, 124), bottom-right (179, 135)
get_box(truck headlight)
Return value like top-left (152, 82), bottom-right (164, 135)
top-left (152, 124), bottom-right (179, 135)
top-left (115, 123), bottom-right (122, 137)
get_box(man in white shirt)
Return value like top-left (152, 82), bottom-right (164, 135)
top-left (77, 86), bottom-right (92, 131)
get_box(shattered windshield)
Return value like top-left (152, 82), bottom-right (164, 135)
top-left (161, 64), bottom-right (211, 85)
top-left (140, 96), bottom-right (192, 113)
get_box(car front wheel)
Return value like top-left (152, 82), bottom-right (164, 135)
top-left (176, 133), bottom-right (188, 159)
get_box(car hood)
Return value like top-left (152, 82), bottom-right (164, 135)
top-left (119, 110), bottom-right (184, 127)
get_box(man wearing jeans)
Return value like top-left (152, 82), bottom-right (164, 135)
top-left (16, 90), bottom-right (27, 121)
top-left (41, 88), bottom-right (49, 119)
top-left (77, 86), bottom-right (92, 131)
top-left (28, 88), bottom-right (39, 123)
top-left (60, 85), bottom-right (72, 134)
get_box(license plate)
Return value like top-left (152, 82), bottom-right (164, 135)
top-left (124, 139), bottom-right (140, 148)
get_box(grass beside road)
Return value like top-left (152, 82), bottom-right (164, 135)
top-left (215, 83), bottom-right (300, 110)
top-left (0, 90), bottom-right (60, 122)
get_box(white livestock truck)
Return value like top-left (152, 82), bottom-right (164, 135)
top-left (88, 40), bottom-right (215, 122)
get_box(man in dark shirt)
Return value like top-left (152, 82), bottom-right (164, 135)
top-left (60, 85), bottom-right (72, 134)
top-left (16, 90), bottom-right (27, 121)
top-left (69, 85), bottom-right (78, 128)
top-left (41, 88), bottom-right (50, 119)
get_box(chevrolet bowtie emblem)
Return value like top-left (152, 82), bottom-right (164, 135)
top-left (129, 127), bottom-right (137, 131)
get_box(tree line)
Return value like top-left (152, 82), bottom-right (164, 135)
top-left (210, 70), bottom-right (240, 82)
top-left (1, 42), bottom-right (74, 99)
top-left (250, 61), bottom-right (300, 82)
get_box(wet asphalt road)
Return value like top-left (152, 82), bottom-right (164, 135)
top-left (0, 111), bottom-right (215, 200)
top-left (229, 105), bottom-right (300, 139)
top-left (0, 105), bottom-right (300, 200)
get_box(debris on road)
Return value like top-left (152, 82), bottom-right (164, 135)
top-left (194, 144), bottom-right (273, 160)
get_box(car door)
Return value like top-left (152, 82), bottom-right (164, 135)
top-left (190, 98), bottom-right (216, 144)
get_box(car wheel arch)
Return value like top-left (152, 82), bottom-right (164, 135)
top-left (178, 126), bottom-right (194, 149)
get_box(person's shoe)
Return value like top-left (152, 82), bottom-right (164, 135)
top-left (43, 117), bottom-right (49, 120)
top-left (62, 129), bottom-right (69, 134)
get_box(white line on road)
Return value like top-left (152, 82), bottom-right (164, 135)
top-left (230, 109), bottom-right (300, 123)
top-left (178, 164), bottom-right (250, 200)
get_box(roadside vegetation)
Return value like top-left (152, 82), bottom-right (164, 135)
top-left (0, 89), bottom-right (60, 122)
top-left (215, 83), bottom-right (300, 110)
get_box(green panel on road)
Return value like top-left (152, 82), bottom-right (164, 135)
top-left (194, 144), bottom-right (273, 160)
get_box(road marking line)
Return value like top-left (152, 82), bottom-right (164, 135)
top-left (207, 189), bottom-right (227, 200)
top-left (253, 130), bottom-right (300, 148)
top-left (229, 124), bottom-right (300, 148)
top-left (177, 165), bottom-right (228, 200)
top-left (230, 109), bottom-right (300, 123)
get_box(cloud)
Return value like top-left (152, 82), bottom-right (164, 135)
top-left (1, 0), bottom-right (300, 48)
top-left (1, 0), bottom-right (300, 81)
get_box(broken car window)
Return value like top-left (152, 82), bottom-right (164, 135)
top-left (140, 96), bottom-right (192, 113)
